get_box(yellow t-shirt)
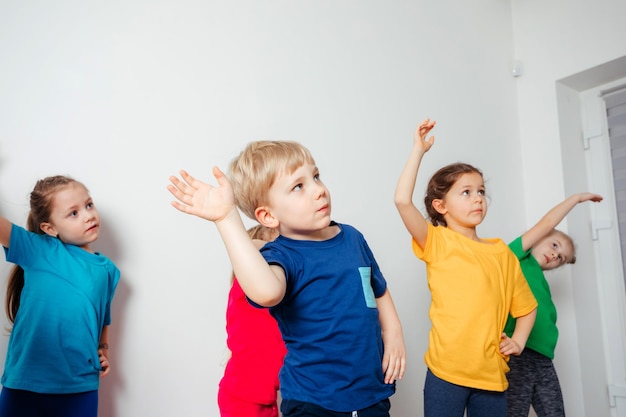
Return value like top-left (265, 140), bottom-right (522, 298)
top-left (412, 224), bottom-right (537, 392)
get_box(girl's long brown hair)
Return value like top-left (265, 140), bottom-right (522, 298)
top-left (5, 176), bottom-right (82, 324)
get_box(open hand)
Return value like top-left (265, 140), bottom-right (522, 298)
top-left (168, 167), bottom-right (236, 222)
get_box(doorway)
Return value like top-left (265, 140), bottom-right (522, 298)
top-left (557, 56), bottom-right (626, 417)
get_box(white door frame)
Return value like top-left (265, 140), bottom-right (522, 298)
top-left (557, 73), bottom-right (626, 417)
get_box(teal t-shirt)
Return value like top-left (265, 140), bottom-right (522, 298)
top-left (504, 236), bottom-right (558, 359)
top-left (2, 224), bottom-right (120, 393)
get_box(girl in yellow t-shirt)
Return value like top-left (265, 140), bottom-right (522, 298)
top-left (394, 119), bottom-right (537, 417)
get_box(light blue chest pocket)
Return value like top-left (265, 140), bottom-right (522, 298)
top-left (358, 266), bottom-right (377, 308)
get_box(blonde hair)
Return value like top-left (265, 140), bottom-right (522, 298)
top-left (247, 223), bottom-right (279, 242)
top-left (229, 140), bottom-right (316, 220)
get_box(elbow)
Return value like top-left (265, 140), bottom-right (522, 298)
top-left (248, 286), bottom-right (285, 308)
top-left (252, 294), bottom-right (282, 308)
top-left (394, 197), bottom-right (411, 211)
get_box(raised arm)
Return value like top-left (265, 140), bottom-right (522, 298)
top-left (0, 216), bottom-right (12, 248)
top-left (168, 167), bottom-right (286, 306)
top-left (394, 119), bottom-right (436, 249)
top-left (521, 193), bottom-right (603, 251)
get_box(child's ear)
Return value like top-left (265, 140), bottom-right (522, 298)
top-left (431, 199), bottom-right (447, 215)
top-left (40, 222), bottom-right (58, 237)
top-left (255, 206), bottom-right (279, 229)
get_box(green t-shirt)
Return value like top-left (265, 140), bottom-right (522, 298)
top-left (504, 236), bottom-right (558, 359)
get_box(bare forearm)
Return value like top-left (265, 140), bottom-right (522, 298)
top-left (0, 217), bottom-right (12, 248)
top-left (394, 146), bottom-right (424, 208)
top-left (394, 147), bottom-right (429, 247)
top-left (538, 194), bottom-right (585, 230)
top-left (376, 289), bottom-right (406, 382)
top-left (510, 308), bottom-right (537, 351)
top-left (216, 210), bottom-right (285, 306)
top-left (522, 193), bottom-right (595, 250)
top-left (376, 290), bottom-right (403, 337)
top-left (99, 326), bottom-right (109, 348)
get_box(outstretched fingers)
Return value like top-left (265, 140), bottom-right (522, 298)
top-left (168, 173), bottom-right (195, 213)
top-left (179, 170), bottom-right (206, 192)
top-left (167, 167), bottom-right (236, 221)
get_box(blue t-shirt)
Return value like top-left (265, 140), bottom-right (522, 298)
top-left (259, 222), bottom-right (394, 412)
top-left (2, 224), bottom-right (120, 394)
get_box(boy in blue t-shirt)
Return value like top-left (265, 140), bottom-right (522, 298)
top-left (168, 140), bottom-right (405, 416)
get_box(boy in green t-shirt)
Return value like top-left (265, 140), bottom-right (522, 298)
top-left (504, 192), bottom-right (603, 417)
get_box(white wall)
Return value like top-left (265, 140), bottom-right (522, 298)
top-left (0, 0), bottom-right (622, 416)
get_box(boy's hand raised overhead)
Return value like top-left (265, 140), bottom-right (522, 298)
top-left (168, 167), bottom-right (236, 223)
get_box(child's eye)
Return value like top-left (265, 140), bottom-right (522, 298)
top-left (314, 174), bottom-right (320, 182)
top-left (461, 190), bottom-right (469, 196)
top-left (87, 202), bottom-right (94, 209)
top-left (293, 184), bottom-right (303, 191)
top-left (478, 190), bottom-right (485, 196)
top-left (69, 210), bottom-right (78, 217)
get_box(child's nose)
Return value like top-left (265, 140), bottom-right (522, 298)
top-left (314, 184), bottom-right (326, 198)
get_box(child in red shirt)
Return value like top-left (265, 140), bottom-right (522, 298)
top-left (218, 225), bottom-right (287, 417)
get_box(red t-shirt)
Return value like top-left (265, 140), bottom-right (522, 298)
top-left (218, 278), bottom-right (287, 404)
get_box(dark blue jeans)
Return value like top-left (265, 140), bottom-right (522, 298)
top-left (424, 369), bottom-right (506, 417)
top-left (281, 398), bottom-right (391, 417)
top-left (0, 387), bottom-right (98, 417)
